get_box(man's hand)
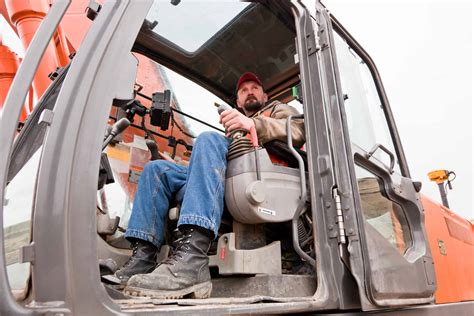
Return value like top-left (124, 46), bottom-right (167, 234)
top-left (158, 151), bottom-right (189, 166)
top-left (159, 151), bottom-right (175, 163)
top-left (219, 109), bottom-right (255, 136)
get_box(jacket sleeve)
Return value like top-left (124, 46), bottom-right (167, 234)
top-left (252, 103), bottom-right (305, 147)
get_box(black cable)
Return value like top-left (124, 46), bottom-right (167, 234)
top-left (171, 110), bottom-right (197, 139)
top-left (172, 107), bottom-right (224, 134)
top-left (136, 91), bottom-right (225, 134)
top-left (140, 116), bottom-right (156, 142)
top-left (108, 115), bottom-right (193, 150)
top-left (445, 171), bottom-right (457, 192)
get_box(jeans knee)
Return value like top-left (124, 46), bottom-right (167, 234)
top-left (195, 131), bottom-right (228, 149)
top-left (142, 160), bottom-right (168, 176)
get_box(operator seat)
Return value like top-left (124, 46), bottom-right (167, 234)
top-left (225, 144), bottom-right (305, 224)
top-left (209, 129), bottom-right (312, 276)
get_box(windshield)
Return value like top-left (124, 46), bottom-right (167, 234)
top-left (147, 0), bottom-right (250, 52)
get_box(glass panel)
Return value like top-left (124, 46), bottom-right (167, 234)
top-left (161, 64), bottom-right (228, 135)
top-left (4, 150), bottom-right (41, 295)
top-left (97, 161), bottom-right (133, 232)
top-left (333, 31), bottom-right (400, 174)
top-left (147, 0), bottom-right (250, 52)
top-left (355, 165), bottom-right (411, 254)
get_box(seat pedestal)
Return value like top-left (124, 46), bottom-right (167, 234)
top-left (209, 232), bottom-right (281, 275)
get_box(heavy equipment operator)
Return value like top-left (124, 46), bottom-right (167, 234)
top-left (106, 72), bottom-right (305, 299)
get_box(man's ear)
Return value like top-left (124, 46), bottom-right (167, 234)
top-left (263, 93), bottom-right (268, 103)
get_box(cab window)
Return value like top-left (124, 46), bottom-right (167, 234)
top-left (333, 30), bottom-right (413, 255)
top-left (355, 165), bottom-right (412, 254)
top-left (333, 31), bottom-right (400, 174)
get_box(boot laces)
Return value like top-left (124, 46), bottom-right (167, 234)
top-left (121, 242), bottom-right (139, 269)
top-left (162, 229), bottom-right (193, 265)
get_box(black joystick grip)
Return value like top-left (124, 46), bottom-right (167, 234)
top-left (146, 139), bottom-right (160, 161)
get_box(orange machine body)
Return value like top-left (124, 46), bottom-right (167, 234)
top-left (0, 38), bottom-right (20, 117)
top-left (422, 196), bottom-right (474, 303)
top-left (4, 0), bottom-right (70, 100)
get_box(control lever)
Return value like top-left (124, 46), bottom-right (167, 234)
top-left (215, 102), bottom-right (245, 139)
top-left (146, 139), bottom-right (160, 161)
top-left (102, 118), bottom-right (130, 150)
top-left (215, 102), bottom-right (231, 115)
top-left (216, 102), bottom-right (261, 179)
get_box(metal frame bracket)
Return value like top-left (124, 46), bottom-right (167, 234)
top-left (20, 242), bottom-right (35, 264)
top-left (39, 109), bottom-right (54, 126)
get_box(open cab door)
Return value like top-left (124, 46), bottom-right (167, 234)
top-left (309, 2), bottom-right (437, 309)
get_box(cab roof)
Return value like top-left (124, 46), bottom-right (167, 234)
top-left (133, 1), bottom-right (299, 106)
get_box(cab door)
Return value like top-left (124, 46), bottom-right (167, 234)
top-left (316, 7), bottom-right (437, 309)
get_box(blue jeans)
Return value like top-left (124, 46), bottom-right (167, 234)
top-left (125, 131), bottom-right (231, 248)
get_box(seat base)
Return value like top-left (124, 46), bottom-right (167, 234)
top-left (209, 233), bottom-right (281, 275)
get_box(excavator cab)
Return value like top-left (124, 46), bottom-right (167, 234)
top-left (0, 0), bottom-right (446, 314)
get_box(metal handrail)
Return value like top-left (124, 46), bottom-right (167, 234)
top-left (286, 114), bottom-right (315, 266)
top-left (286, 114), bottom-right (306, 198)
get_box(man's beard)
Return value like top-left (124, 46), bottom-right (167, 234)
top-left (244, 98), bottom-right (264, 113)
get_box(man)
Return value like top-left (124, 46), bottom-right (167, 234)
top-left (111, 72), bottom-right (304, 298)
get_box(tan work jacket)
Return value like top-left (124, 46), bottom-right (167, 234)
top-left (250, 100), bottom-right (305, 147)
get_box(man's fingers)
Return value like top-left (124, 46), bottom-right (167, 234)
top-left (220, 113), bottom-right (236, 125)
top-left (220, 109), bottom-right (239, 125)
top-left (223, 117), bottom-right (241, 130)
top-left (226, 121), bottom-right (244, 132)
top-left (219, 109), bottom-right (232, 124)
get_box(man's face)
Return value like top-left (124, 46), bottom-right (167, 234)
top-left (236, 80), bottom-right (268, 116)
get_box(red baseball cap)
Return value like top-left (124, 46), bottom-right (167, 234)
top-left (236, 72), bottom-right (263, 92)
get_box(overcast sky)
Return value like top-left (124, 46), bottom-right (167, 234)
top-left (321, 0), bottom-right (473, 220)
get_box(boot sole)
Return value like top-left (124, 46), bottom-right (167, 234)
top-left (124, 281), bottom-right (212, 299)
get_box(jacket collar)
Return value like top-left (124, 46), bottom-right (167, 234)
top-left (249, 100), bottom-right (281, 118)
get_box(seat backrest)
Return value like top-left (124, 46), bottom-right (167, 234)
top-left (263, 140), bottom-right (307, 169)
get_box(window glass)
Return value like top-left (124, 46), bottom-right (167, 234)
top-left (4, 150), bottom-right (40, 294)
top-left (333, 31), bottom-right (400, 174)
top-left (162, 65), bottom-right (228, 135)
top-left (147, 0), bottom-right (250, 52)
top-left (355, 165), bottom-right (411, 254)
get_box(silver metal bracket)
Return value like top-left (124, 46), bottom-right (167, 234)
top-left (333, 188), bottom-right (346, 245)
top-left (39, 109), bottom-right (54, 126)
top-left (306, 31), bottom-right (319, 55)
top-left (86, 1), bottom-right (102, 21)
top-left (20, 242), bottom-right (35, 264)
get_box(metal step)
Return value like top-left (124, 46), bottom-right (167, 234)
top-left (211, 274), bottom-right (317, 298)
